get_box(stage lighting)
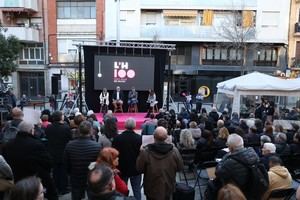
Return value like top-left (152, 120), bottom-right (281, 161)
top-left (97, 73), bottom-right (102, 78)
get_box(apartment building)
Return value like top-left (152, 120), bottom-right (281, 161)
top-left (105, 0), bottom-right (290, 101)
top-left (0, 0), bottom-right (47, 99)
top-left (47, 0), bottom-right (104, 97)
top-left (289, 0), bottom-right (300, 78)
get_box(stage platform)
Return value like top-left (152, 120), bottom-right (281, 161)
top-left (95, 113), bottom-right (147, 130)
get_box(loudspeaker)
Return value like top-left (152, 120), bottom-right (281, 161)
top-left (51, 76), bottom-right (59, 95)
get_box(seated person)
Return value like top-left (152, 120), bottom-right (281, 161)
top-left (262, 156), bottom-right (292, 200)
top-left (146, 89), bottom-right (158, 112)
top-left (274, 133), bottom-right (291, 155)
top-left (260, 142), bottom-right (276, 170)
top-left (99, 88), bottom-right (109, 113)
top-left (128, 87), bottom-right (138, 105)
top-left (290, 132), bottom-right (300, 154)
top-left (112, 86), bottom-right (123, 112)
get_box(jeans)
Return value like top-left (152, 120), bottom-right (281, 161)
top-left (71, 187), bottom-right (85, 200)
top-left (53, 163), bottom-right (68, 193)
top-left (122, 175), bottom-right (142, 200)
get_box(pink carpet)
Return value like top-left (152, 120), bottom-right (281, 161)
top-left (95, 113), bottom-right (147, 130)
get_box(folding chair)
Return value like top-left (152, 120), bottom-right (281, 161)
top-left (268, 188), bottom-right (296, 200)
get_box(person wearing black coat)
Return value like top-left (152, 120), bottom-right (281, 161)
top-left (45, 111), bottom-right (72, 195)
top-left (112, 118), bottom-right (142, 200)
top-left (3, 121), bottom-right (58, 200)
top-left (64, 120), bottom-right (102, 200)
top-left (215, 134), bottom-right (261, 200)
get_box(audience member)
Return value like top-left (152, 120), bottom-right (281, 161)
top-left (0, 155), bottom-right (13, 200)
top-left (215, 134), bottom-right (262, 199)
top-left (215, 127), bottom-right (229, 148)
top-left (95, 147), bottom-right (129, 196)
top-left (64, 121), bottom-right (102, 200)
top-left (195, 130), bottom-right (216, 163)
top-left (136, 126), bottom-right (183, 200)
top-left (179, 129), bottom-right (195, 149)
top-left (45, 111), bottom-right (72, 195)
top-left (9, 176), bottom-right (44, 200)
top-left (141, 113), bottom-right (156, 135)
top-left (260, 142), bottom-right (276, 170)
top-left (290, 132), bottom-right (300, 154)
top-left (87, 164), bottom-right (135, 200)
top-left (217, 184), bottom-right (246, 200)
top-left (112, 118), bottom-right (142, 200)
top-left (274, 133), bottom-right (291, 155)
top-left (189, 121), bottom-right (201, 140)
top-left (3, 121), bottom-right (57, 200)
top-left (101, 117), bottom-right (118, 142)
top-left (262, 156), bottom-right (292, 200)
top-left (0, 107), bottom-right (23, 146)
top-left (245, 126), bottom-right (260, 145)
top-left (41, 114), bottom-right (51, 129)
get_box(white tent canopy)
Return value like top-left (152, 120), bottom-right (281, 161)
top-left (216, 72), bottom-right (300, 114)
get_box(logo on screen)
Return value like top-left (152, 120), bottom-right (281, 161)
top-left (114, 61), bottom-right (135, 83)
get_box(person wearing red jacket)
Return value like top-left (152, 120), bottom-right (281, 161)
top-left (94, 147), bottom-right (129, 196)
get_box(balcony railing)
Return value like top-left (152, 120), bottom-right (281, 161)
top-left (141, 25), bottom-right (226, 41)
top-left (0, 0), bottom-right (38, 12)
top-left (140, 0), bottom-right (257, 9)
top-left (3, 27), bottom-right (39, 42)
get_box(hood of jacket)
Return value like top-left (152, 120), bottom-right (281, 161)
top-left (229, 147), bottom-right (259, 166)
top-left (269, 165), bottom-right (290, 179)
top-left (146, 142), bottom-right (174, 160)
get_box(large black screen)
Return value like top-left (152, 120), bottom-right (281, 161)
top-left (94, 55), bottom-right (155, 90)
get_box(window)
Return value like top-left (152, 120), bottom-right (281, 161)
top-left (165, 17), bottom-right (196, 26)
top-left (202, 46), bottom-right (241, 65)
top-left (254, 48), bottom-right (278, 66)
top-left (261, 11), bottom-right (280, 27)
top-left (171, 47), bottom-right (192, 65)
top-left (19, 44), bottom-right (44, 65)
top-left (57, 1), bottom-right (96, 19)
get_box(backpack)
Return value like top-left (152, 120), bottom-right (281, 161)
top-left (232, 158), bottom-right (269, 199)
top-left (0, 121), bottom-right (19, 144)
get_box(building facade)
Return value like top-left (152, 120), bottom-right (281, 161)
top-left (47, 0), bottom-right (104, 98)
top-left (288, 0), bottom-right (300, 77)
top-left (0, 0), bottom-right (47, 99)
top-left (105, 0), bottom-right (290, 102)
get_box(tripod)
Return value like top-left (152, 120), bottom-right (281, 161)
top-left (162, 95), bottom-right (177, 112)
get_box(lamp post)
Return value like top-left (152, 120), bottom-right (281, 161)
top-left (78, 44), bottom-right (83, 112)
top-left (166, 51), bottom-right (171, 111)
top-left (115, 0), bottom-right (120, 46)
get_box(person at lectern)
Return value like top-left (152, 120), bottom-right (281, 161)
top-left (112, 86), bottom-right (124, 112)
top-left (128, 87), bottom-right (138, 106)
top-left (99, 88), bottom-right (109, 113)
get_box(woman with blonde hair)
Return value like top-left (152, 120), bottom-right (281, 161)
top-left (179, 129), bottom-right (195, 149)
top-left (215, 127), bottom-right (229, 148)
top-left (217, 184), bottom-right (246, 200)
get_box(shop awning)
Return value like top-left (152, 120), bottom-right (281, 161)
top-left (163, 10), bottom-right (198, 17)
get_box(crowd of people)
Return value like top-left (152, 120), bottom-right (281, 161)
top-left (0, 105), bottom-right (300, 200)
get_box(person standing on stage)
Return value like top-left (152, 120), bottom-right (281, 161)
top-left (184, 91), bottom-right (193, 112)
top-left (99, 88), bottom-right (109, 114)
top-left (128, 87), bottom-right (138, 106)
top-left (195, 89), bottom-right (204, 113)
top-left (112, 86), bottom-right (124, 112)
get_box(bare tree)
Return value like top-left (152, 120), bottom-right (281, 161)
top-left (215, 8), bottom-right (256, 75)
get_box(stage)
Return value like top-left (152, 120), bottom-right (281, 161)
top-left (95, 112), bottom-right (147, 130)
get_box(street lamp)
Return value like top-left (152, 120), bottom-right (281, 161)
top-left (115, 0), bottom-right (120, 46)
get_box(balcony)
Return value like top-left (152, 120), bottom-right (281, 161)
top-left (140, 0), bottom-right (257, 9)
top-left (0, 0), bottom-right (38, 12)
top-left (141, 25), bottom-right (222, 41)
top-left (3, 27), bottom-right (39, 42)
